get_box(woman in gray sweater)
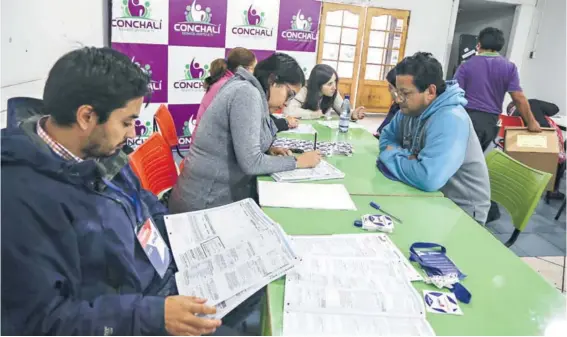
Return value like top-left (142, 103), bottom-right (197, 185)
top-left (169, 53), bottom-right (321, 213)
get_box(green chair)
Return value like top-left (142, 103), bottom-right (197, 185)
top-left (486, 151), bottom-right (552, 247)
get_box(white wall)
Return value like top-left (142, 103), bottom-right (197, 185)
top-left (322, 0), bottom-right (457, 72)
top-left (447, 5), bottom-right (517, 79)
top-left (520, 0), bottom-right (566, 116)
top-left (0, 0), bottom-right (108, 128)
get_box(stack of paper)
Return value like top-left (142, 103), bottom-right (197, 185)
top-left (280, 123), bottom-right (317, 134)
top-left (317, 120), bottom-right (367, 130)
top-left (164, 199), bottom-right (298, 319)
top-left (257, 181), bottom-right (356, 210)
top-left (283, 234), bottom-right (434, 336)
top-left (271, 160), bottom-right (345, 182)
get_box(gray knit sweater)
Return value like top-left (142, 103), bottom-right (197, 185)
top-left (168, 68), bottom-right (296, 213)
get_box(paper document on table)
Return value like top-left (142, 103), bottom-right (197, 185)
top-left (279, 123), bottom-right (317, 134)
top-left (291, 234), bottom-right (422, 282)
top-left (271, 160), bottom-right (345, 182)
top-left (283, 234), bottom-right (434, 336)
top-left (285, 256), bottom-right (424, 316)
top-left (283, 312), bottom-right (435, 336)
top-left (317, 120), bottom-right (366, 130)
top-left (165, 198), bottom-right (298, 318)
top-left (257, 181), bottom-right (356, 210)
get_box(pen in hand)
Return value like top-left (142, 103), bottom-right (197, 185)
top-left (314, 132), bottom-right (318, 150)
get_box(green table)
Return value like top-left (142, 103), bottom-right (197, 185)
top-left (261, 195), bottom-right (566, 336)
top-left (265, 121), bottom-right (443, 197)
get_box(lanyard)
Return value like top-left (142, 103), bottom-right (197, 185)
top-left (409, 242), bottom-right (471, 304)
top-left (103, 173), bottom-right (144, 227)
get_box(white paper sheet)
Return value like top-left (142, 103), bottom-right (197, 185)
top-left (285, 258), bottom-right (424, 316)
top-left (291, 234), bottom-right (422, 282)
top-left (283, 235), bottom-right (434, 336)
top-left (164, 199), bottom-right (298, 318)
top-left (282, 312), bottom-right (435, 336)
top-left (279, 123), bottom-right (317, 134)
top-left (257, 181), bottom-right (356, 210)
top-left (271, 160), bottom-right (345, 182)
top-left (317, 120), bottom-right (367, 130)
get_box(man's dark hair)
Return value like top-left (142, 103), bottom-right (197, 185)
top-left (478, 27), bottom-right (505, 52)
top-left (386, 66), bottom-right (397, 87)
top-left (395, 52), bottom-right (446, 96)
top-left (253, 53), bottom-right (305, 94)
top-left (43, 47), bottom-right (151, 126)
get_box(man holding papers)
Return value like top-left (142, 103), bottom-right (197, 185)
top-left (378, 52), bottom-right (490, 224)
top-left (1, 47), bottom-right (259, 336)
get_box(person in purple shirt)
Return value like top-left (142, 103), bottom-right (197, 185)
top-left (454, 27), bottom-right (541, 151)
top-left (455, 27), bottom-right (541, 223)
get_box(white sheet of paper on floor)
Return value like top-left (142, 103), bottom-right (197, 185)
top-left (271, 160), bottom-right (345, 182)
top-left (257, 181), bottom-right (357, 211)
top-left (164, 198), bottom-right (299, 319)
top-left (282, 234), bottom-right (434, 336)
top-left (279, 123), bottom-right (317, 134)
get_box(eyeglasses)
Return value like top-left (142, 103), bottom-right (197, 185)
top-left (390, 89), bottom-right (417, 103)
top-left (285, 84), bottom-right (297, 101)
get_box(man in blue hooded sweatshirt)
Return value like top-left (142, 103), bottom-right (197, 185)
top-left (1, 47), bottom-right (259, 336)
top-left (378, 52), bottom-right (491, 224)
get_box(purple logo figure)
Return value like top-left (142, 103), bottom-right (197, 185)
top-left (184, 58), bottom-right (209, 80)
top-left (244, 5), bottom-right (264, 26)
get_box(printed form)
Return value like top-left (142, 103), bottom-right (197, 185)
top-left (283, 234), bottom-right (434, 336)
top-left (164, 198), bottom-right (298, 319)
top-left (279, 123), bottom-right (317, 134)
top-left (271, 160), bottom-right (345, 182)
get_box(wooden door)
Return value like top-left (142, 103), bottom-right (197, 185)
top-left (316, 3), bottom-right (365, 104)
top-left (356, 8), bottom-right (410, 113)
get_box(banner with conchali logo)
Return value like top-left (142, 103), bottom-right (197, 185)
top-left (111, 0), bottom-right (321, 149)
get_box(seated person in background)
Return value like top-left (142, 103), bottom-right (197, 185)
top-left (378, 52), bottom-right (491, 224)
top-left (374, 66), bottom-right (400, 139)
top-left (194, 48), bottom-right (257, 138)
top-left (1, 47), bottom-right (255, 336)
top-left (169, 53), bottom-right (321, 213)
top-left (194, 48), bottom-right (297, 137)
top-left (284, 64), bottom-right (365, 120)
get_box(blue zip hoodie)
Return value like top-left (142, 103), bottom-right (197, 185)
top-left (379, 81), bottom-right (491, 224)
top-left (1, 117), bottom-right (176, 335)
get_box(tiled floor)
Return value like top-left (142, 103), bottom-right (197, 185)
top-left (522, 256), bottom-right (566, 293)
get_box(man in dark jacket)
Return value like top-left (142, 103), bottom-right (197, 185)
top-left (0, 47), bottom-right (247, 336)
top-left (375, 66), bottom-right (400, 139)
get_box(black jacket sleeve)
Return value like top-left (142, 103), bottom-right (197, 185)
top-left (270, 115), bottom-right (289, 132)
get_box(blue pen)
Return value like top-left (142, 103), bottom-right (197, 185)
top-left (370, 201), bottom-right (403, 223)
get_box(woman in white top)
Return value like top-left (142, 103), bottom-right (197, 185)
top-left (284, 64), bottom-right (365, 120)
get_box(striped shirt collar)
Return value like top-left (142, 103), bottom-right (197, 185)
top-left (36, 116), bottom-right (83, 163)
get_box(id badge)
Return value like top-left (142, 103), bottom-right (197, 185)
top-left (137, 218), bottom-right (171, 278)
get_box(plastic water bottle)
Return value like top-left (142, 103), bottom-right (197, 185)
top-left (339, 95), bottom-right (351, 133)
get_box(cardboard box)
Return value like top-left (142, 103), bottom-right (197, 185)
top-left (504, 127), bottom-right (559, 191)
